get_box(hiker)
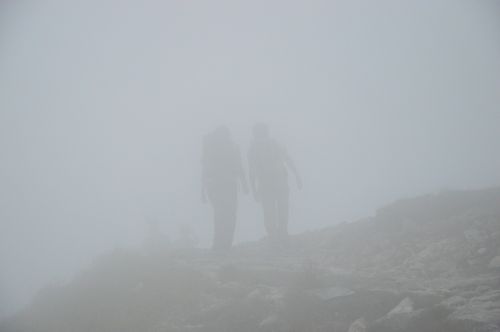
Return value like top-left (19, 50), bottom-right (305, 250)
top-left (201, 126), bottom-right (248, 253)
top-left (248, 123), bottom-right (302, 245)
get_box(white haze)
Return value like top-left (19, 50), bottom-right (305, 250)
top-left (1, 0), bottom-right (500, 319)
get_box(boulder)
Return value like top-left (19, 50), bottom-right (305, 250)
top-left (348, 317), bottom-right (367, 332)
top-left (447, 290), bottom-right (500, 332)
top-left (369, 297), bottom-right (415, 332)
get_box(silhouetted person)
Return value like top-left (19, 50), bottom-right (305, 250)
top-left (202, 126), bottom-right (248, 253)
top-left (248, 123), bottom-right (302, 245)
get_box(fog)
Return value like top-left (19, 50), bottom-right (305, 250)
top-left (1, 0), bottom-right (500, 324)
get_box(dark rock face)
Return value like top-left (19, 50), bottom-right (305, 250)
top-left (2, 187), bottom-right (500, 332)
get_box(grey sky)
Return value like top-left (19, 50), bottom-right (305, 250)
top-left (1, 0), bottom-right (500, 319)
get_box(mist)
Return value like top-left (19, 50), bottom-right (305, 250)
top-left (1, 0), bottom-right (500, 329)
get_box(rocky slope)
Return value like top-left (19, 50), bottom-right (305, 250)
top-left (2, 187), bottom-right (500, 332)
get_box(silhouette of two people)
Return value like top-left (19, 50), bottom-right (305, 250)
top-left (202, 124), bottom-right (301, 252)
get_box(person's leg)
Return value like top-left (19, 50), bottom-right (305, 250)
top-left (260, 194), bottom-right (276, 238)
top-left (208, 182), bottom-right (225, 253)
top-left (220, 181), bottom-right (238, 251)
top-left (276, 187), bottom-right (290, 238)
top-left (211, 205), bottom-right (224, 252)
top-left (260, 188), bottom-right (279, 242)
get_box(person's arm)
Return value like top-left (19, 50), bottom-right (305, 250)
top-left (283, 147), bottom-right (302, 190)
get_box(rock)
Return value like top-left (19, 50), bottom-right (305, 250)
top-left (348, 317), bottom-right (367, 332)
top-left (464, 229), bottom-right (487, 245)
top-left (247, 285), bottom-right (283, 305)
top-left (369, 297), bottom-right (416, 332)
top-left (179, 323), bottom-right (204, 331)
top-left (367, 297), bottom-right (450, 332)
top-left (196, 295), bottom-right (232, 322)
top-left (450, 274), bottom-right (500, 295)
top-left (370, 298), bottom-right (451, 332)
top-left (404, 290), bottom-right (445, 309)
top-left (387, 297), bottom-right (414, 316)
top-left (476, 285), bottom-right (493, 295)
top-left (259, 314), bottom-right (288, 332)
top-left (478, 247), bottom-right (488, 255)
top-left (4, 187), bottom-right (500, 332)
top-left (306, 286), bottom-right (354, 301)
top-left (488, 256), bottom-right (500, 269)
top-left (217, 281), bottom-right (249, 298)
top-left (403, 238), bottom-right (464, 278)
top-left (440, 296), bottom-right (467, 311)
top-left (317, 289), bottom-right (404, 324)
top-left (447, 290), bottom-right (500, 332)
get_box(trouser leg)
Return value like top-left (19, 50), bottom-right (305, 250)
top-left (220, 191), bottom-right (237, 251)
top-left (276, 188), bottom-right (289, 238)
top-left (212, 206), bottom-right (224, 252)
top-left (261, 191), bottom-right (279, 242)
top-left (210, 181), bottom-right (237, 253)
